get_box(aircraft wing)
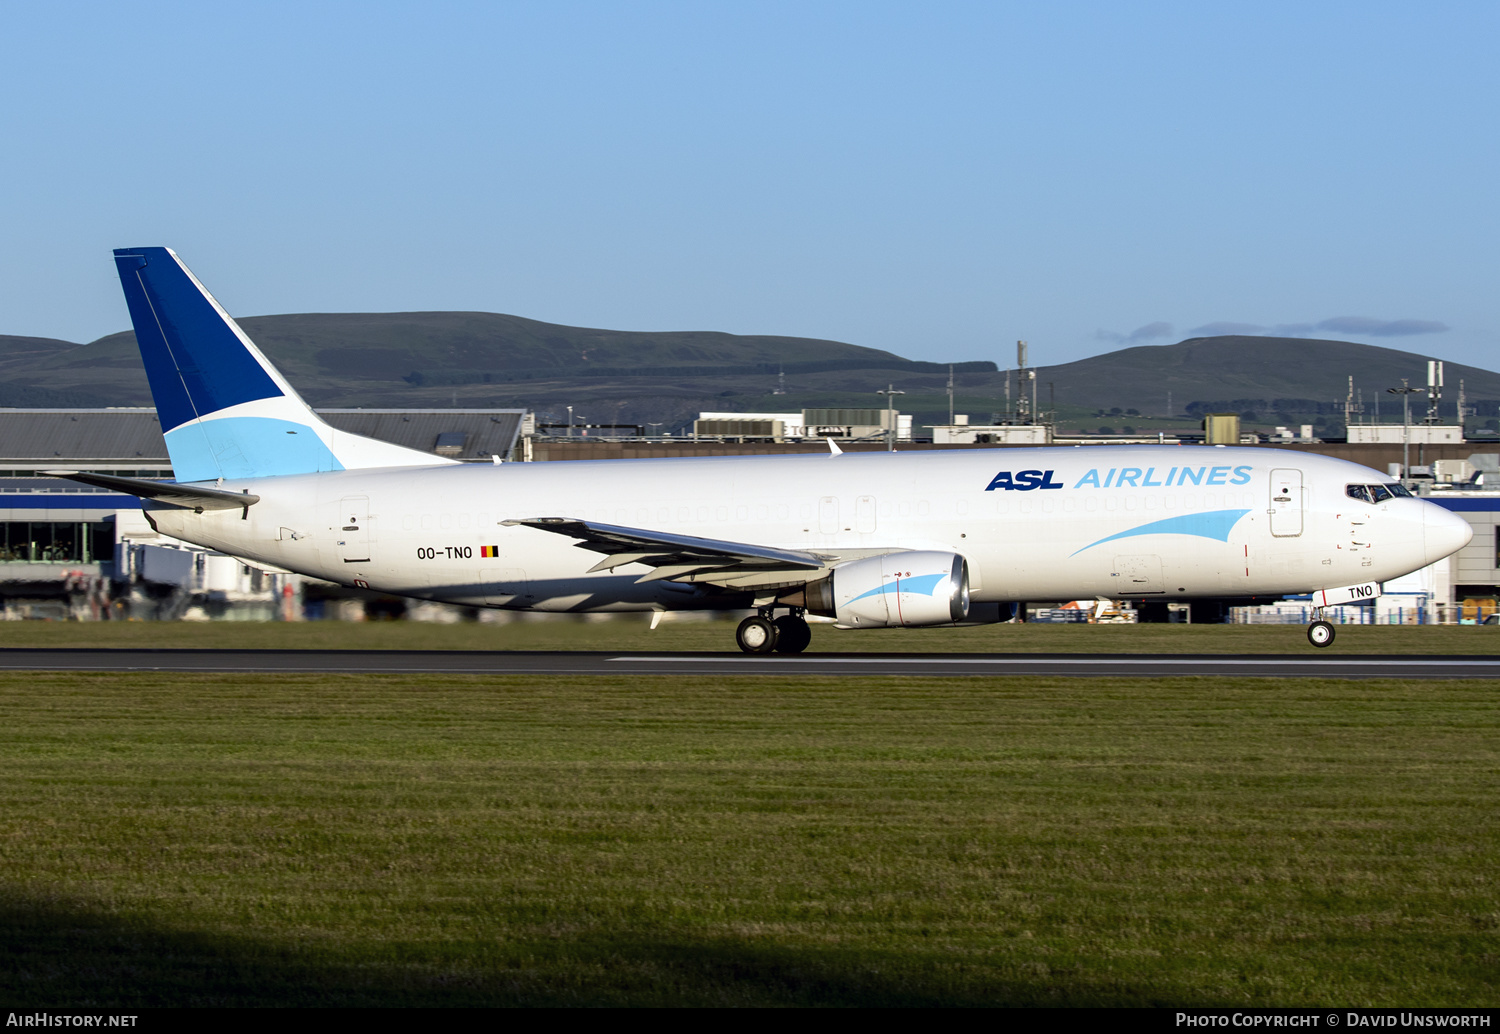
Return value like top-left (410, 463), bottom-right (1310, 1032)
top-left (41, 470), bottom-right (260, 512)
top-left (501, 517), bottom-right (831, 588)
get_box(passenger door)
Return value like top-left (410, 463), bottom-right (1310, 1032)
top-left (1269, 469), bottom-right (1304, 537)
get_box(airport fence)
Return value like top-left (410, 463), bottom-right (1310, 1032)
top-left (1230, 603), bottom-right (1452, 625)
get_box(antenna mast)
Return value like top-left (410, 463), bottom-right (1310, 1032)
top-left (1016, 340), bottom-right (1031, 424)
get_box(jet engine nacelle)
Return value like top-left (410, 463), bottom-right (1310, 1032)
top-left (825, 551), bottom-right (970, 628)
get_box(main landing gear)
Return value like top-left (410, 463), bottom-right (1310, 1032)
top-left (735, 607), bottom-right (812, 654)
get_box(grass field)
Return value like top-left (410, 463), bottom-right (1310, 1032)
top-left (0, 671), bottom-right (1495, 1006)
top-left (0, 616), bottom-right (1498, 653)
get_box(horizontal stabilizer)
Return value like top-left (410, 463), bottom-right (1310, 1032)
top-left (41, 470), bottom-right (259, 512)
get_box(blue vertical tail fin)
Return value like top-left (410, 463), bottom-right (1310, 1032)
top-left (113, 247), bottom-right (453, 481)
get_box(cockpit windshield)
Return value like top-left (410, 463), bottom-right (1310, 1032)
top-left (1346, 482), bottom-right (1411, 503)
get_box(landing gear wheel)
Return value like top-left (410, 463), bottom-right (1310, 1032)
top-left (773, 615), bottom-right (812, 654)
top-left (736, 616), bottom-right (778, 654)
top-left (1308, 620), bottom-right (1335, 648)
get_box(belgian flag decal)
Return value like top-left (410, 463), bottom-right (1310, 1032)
top-left (480, 546), bottom-right (500, 557)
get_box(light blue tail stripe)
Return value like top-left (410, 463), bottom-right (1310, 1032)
top-left (166, 417), bottom-right (345, 482)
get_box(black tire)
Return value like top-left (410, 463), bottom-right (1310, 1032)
top-left (736, 616), bottom-right (778, 654)
top-left (773, 616), bottom-right (812, 654)
top-left (1307, 620), bottom-right (1335, 648)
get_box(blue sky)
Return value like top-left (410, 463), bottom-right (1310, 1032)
top-left (3, 1), bottom-right (1497, 369)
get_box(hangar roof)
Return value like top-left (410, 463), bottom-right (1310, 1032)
top-left (0, 409), bottom-right (527, 465)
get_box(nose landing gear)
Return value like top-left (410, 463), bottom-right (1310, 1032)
top-left (1307, 615), bottom-right (1335, 648)
top-left (735, 607), bottom-right (812, 654)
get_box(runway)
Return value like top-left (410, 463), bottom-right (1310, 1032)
top-left (1, 648), bottom-right (1498, 677)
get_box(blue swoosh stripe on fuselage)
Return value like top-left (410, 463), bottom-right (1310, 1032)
top-left (845, 572), bottom-right (946, 605)
top-left (1069, 509), bottom-right (1251, 557)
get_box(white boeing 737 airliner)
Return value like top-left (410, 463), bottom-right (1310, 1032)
top-left (46, 248), bottom-right (1472, 651)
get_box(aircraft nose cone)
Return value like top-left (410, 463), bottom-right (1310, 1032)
top-left (1424, 503), bottom-right (1472, 563)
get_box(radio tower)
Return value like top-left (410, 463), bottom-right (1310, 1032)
top-left (1016, 340), bottom-right (1031, 424)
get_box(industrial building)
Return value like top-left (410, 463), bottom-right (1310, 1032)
top-left (693, 408), bottom-right (913, 443)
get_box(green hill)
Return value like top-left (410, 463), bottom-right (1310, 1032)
top-left (1033, 335), bottom-right (1500, 414)
top-left (0, 316), bottom-right (1493, 434)
top-left (0, 312), bottom-right (991, 408)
